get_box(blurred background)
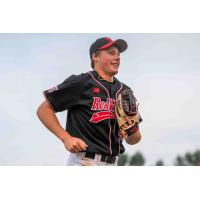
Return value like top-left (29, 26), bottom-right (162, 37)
top-left (0, 33), bottom-right (200, 166)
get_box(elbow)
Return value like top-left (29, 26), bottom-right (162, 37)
top-left (36, 104), bottom-right (42, 119)
top-left (36, 101), bottom-right (54, 119)
top-left (36, 101), bottom-right (47, 119)
top-left (134, 133), bottom-right (142, 144)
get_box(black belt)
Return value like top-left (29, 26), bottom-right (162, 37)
top-left (85, 152), bottom-right (117, 164)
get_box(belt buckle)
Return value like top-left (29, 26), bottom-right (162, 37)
top-left (85, 152), bottom-right (116, 164)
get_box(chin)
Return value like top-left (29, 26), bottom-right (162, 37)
top-left (105, 65), bottom-right (119, 76)
top-left (112, 69), bottom-right (119, 75)
top-left (109, 67), bottom-right (119, 75)
top-left (108, 70), bottom-right (118, 76)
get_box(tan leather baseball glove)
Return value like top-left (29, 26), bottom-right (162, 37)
top-left (115, 89), bottom-right (141, 138)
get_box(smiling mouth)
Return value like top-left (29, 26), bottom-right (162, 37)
top-left (112, 63), bottom-right (119, 67)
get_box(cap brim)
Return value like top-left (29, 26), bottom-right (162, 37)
top-left (113, 39), bottom-right (128, 53)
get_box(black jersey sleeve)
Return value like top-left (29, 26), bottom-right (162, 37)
top-left (43, 73), bottom-right (86, 112)
top-left (122, 83), bottom-right (143, 123)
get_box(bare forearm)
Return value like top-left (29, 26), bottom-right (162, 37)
top-left (36, 101), bottom-right (70, 142)
top-left (125, 129), bottom-right (142, 145)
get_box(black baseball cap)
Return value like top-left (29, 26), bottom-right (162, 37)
top-left (89, 37), bottom-right (128, 59)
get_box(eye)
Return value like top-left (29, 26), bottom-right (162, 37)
top-left (108, 50), bottom-right (115, 55)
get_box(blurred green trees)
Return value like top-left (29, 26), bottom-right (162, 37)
top-left (118, 153), bottom-right (129, 166)
top-left (174, 150), bottom-right (200, 166)
top-left (155, 159), bottom-right (164, 166)
top-left (118, 149), bottom-right (200, 166)
top-left (129, 152), bottom-right (145, 166)
top-left (118, 151), bottom-right (145, 166)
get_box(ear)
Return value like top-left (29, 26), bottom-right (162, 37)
top-left (92, 52), bottom-right (99, 62)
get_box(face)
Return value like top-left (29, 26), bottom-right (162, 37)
top-left (93, 46), bottom-right (120, 76)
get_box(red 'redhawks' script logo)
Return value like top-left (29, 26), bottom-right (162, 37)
top-left (89, 97), bottom-right (117, 123)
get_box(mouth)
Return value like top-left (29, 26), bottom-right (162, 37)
top-left (111, 63), bottom-right (119, 67)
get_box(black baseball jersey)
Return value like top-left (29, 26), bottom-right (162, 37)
top-left (43, 70), bottom-right (142, 156)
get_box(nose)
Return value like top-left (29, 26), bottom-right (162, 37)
top-left (115, 55), bottom-right (120, 61)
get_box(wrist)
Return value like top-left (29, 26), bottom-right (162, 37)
top-left (125, 123), bottom-right (139, 137)
top-left (59, 131), bottom-right (71, 143)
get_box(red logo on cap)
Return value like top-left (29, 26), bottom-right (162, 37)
top-left (99, 37), bottom-right (114, 50)
top-left (105, 37), bottom-right (113, 43)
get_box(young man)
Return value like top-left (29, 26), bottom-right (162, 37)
top-left (37, 37), bottom-right (142, 166)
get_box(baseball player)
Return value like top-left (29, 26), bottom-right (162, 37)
top-left (37, 37), bottom-right (143, 166)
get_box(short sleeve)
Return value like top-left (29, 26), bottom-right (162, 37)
top-left (43, 73), bottom-right (85, 112)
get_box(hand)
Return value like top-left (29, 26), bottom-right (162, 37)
top-left (62, 135), bottom-right (88, 153)
top-left (118, 117), bottom-right (132, 140)
top-left (118, 117), bottom-right (139, 139)
top-left (118, 117), bottom-right (130, 140)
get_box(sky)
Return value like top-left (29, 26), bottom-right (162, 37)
top-left (0, 33), bottom-right (200, 165)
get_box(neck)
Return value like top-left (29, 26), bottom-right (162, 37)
top-left (94, 69), bottom-right (114, 82)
